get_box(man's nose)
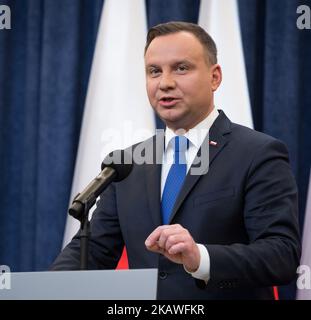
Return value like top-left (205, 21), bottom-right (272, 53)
top-left (159, 72), bottom-right (176, 90)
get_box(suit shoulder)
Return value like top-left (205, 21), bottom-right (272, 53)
top-left (230, 122), bottom-right (284, 148)
top-left (227, 123), bottom-right (290, 162)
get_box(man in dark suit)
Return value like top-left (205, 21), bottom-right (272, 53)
top-left (51, 22), bottom-right (300, 299)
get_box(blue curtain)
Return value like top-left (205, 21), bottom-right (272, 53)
top-left (238, 0), bottom-right (311, 299)
top-left (0, 0), bottom-right (104, 271)
top-left (239, 0), bottom-right (311, 227)
top-left (0, 0), bottom-right (310, 299)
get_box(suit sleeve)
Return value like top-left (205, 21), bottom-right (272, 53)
top-left (50, 183), bottom-right (124, 270)
top-left (205, 139), bottom-right (301, 288)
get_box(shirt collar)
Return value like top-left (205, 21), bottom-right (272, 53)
top-left (164, 108), bottom-right (219, 150)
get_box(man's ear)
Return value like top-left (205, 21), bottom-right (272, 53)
top-left (211, 64), bottom-right (222, 92)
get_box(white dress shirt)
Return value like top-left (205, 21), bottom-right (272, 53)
top-left (161, 107), bottom-right (219, 282)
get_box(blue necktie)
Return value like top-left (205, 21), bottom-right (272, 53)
top-left (161, 136), bottom-right (188, 225)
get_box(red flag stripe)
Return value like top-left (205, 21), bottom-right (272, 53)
top-left (116, 246), bottom-right (129, 269)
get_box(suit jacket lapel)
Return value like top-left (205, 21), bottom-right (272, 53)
top-left (144, 133), bottom-right (164, 227)
top-left (168, 110), bottom-right (232, 223)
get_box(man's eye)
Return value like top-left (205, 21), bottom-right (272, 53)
top-left (177, 65), bottom-right (188, 72)
top-left (149, 68), bottom-right (160, 76)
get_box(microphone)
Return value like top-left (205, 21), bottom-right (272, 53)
top-left (69, 150), bottom-right (133, 221)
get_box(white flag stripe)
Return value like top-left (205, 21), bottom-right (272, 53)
top-left (199, 0), bottom-right (253, 128)
top-left (297, 169), bottom-right (311, 299)
top-left (63, 0), bottom-right (155, 246)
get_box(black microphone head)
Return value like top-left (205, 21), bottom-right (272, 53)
top-left (101, 149), bottom-right (133, 182)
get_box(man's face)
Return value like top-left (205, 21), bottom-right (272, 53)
top-left (145, 31), bottom-right (221, 131)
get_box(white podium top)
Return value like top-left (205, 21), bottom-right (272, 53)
top-left (0, 269), bottom-right (158, 300)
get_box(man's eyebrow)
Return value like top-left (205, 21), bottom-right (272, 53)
top-left (172, 59), bottom-right (194, 67)
top-left (145, 59), bottom-right (194, 69)
top-left (145, 64), bottom-right (160, 69)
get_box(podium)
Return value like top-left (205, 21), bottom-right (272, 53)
top-left (0, 269), bottom-right (158, 300)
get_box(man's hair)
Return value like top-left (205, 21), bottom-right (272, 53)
top-left (145, 21), bottom-right (217, 65)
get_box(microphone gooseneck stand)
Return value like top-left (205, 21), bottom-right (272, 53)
top-left (69, 168), bottom-right (117, 270)
top-left (68, 150), bottom-right (133, 270)
top-left (79, 200), bottom-right (91, 270)
top-left (70, 192), bottom-right (97, 270)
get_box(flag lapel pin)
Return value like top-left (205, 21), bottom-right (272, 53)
top-left (209, 141), bottom-right (217, 146)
